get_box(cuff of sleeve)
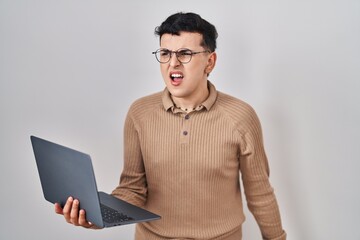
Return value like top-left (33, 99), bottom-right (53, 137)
top-left (265, 231), bottom-right (287, 240)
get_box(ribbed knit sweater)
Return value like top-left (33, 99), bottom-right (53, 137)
top-left (112, 82), bottom-right (286, 240)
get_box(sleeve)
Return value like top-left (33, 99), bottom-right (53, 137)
top-left (111, 109), bottom-right (147, 207)
top-left (238, 107), bottom-right (286, 240)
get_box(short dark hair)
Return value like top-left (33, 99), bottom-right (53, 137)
top-left (155, 12), bottom-right (218, 52)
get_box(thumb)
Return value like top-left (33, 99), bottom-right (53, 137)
top-left (54, 203), bottom-right (64, 215)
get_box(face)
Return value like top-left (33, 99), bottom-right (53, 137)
top-left (159, 32), bottom-right (216, 104)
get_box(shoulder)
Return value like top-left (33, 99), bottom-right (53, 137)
top-left (127, 91), bottom-right (163, 119)
top-left (215, 91), bottom-right (261, 131)
top-left (216, 91), bottom-right (257, 119)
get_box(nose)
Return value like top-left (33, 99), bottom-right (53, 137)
top-left (169, 52), bottom-right (181, 67)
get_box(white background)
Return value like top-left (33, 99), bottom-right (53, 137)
top-left (1, 0), bottom-right (359, 239)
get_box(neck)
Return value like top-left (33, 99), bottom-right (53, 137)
top-left (171, 83), bottom-right (209, 112)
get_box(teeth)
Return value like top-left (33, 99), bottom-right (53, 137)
top-left (171, 74), bottom-right (183, 78)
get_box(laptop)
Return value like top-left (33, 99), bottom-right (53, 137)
top-left (30, 135), bottom-right (160, 228)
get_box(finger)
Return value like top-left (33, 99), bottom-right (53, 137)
top-left (70, 199), bottom-right (80, 226)
top-left (62, 197), bottom-right (73, 223)
top-left (79, 209), bottom-right (92, 227)
top-left (89, 224), bottom-right (101, 230)
top-left (79, 210), bottom-right (101, 229)
top-left (54, 203), bottom-right (63, 215)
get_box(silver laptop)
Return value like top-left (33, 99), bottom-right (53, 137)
top-left (30, 135), bottom-right (160, 228)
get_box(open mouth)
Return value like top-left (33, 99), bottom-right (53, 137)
top-left (170, 73), bottom-right (184, 82)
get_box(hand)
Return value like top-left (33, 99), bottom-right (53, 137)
top-left (55, 196), bottom-right (101, 229)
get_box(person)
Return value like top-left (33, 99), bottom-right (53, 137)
top-left (55, 12), bottom-right (287, 240)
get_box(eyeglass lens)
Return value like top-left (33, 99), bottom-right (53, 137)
top-left (156, 49), bottom-right (193, 63)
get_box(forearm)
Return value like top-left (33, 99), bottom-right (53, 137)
top-left (111, 172), bottom-right (147, 208)
top-left (244, 183), bottom-right (286, 239)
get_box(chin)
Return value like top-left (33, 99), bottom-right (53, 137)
top-left (166, 86), bottom-right (182, 96)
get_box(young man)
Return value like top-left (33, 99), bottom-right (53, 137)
top-left (55, 12), bottom-right (287, 240)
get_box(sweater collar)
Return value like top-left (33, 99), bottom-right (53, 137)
top-left (162, 81), bottom-right (218, 113)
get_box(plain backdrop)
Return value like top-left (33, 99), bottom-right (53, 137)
top-left (1, 0), bottom-right (359, 239)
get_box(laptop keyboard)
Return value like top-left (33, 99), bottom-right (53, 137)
top-left (100, 204), bottom-right (134, 223)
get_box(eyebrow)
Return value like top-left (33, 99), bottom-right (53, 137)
top-left (159, 48), bottom-right (191, 51)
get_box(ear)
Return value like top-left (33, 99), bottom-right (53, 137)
top-left (205, 52), bottom-right (217, 74)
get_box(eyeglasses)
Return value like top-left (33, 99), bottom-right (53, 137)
top-left (152, 48), bottom-right (210, 64)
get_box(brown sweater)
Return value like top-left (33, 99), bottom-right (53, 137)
top-left (112, 82), bottom-right (286, 240)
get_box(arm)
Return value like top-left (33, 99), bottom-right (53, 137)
top-left (111, 109), bottom-right (147, 207)
top-left (239, 108), bottom-right (286, 240)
